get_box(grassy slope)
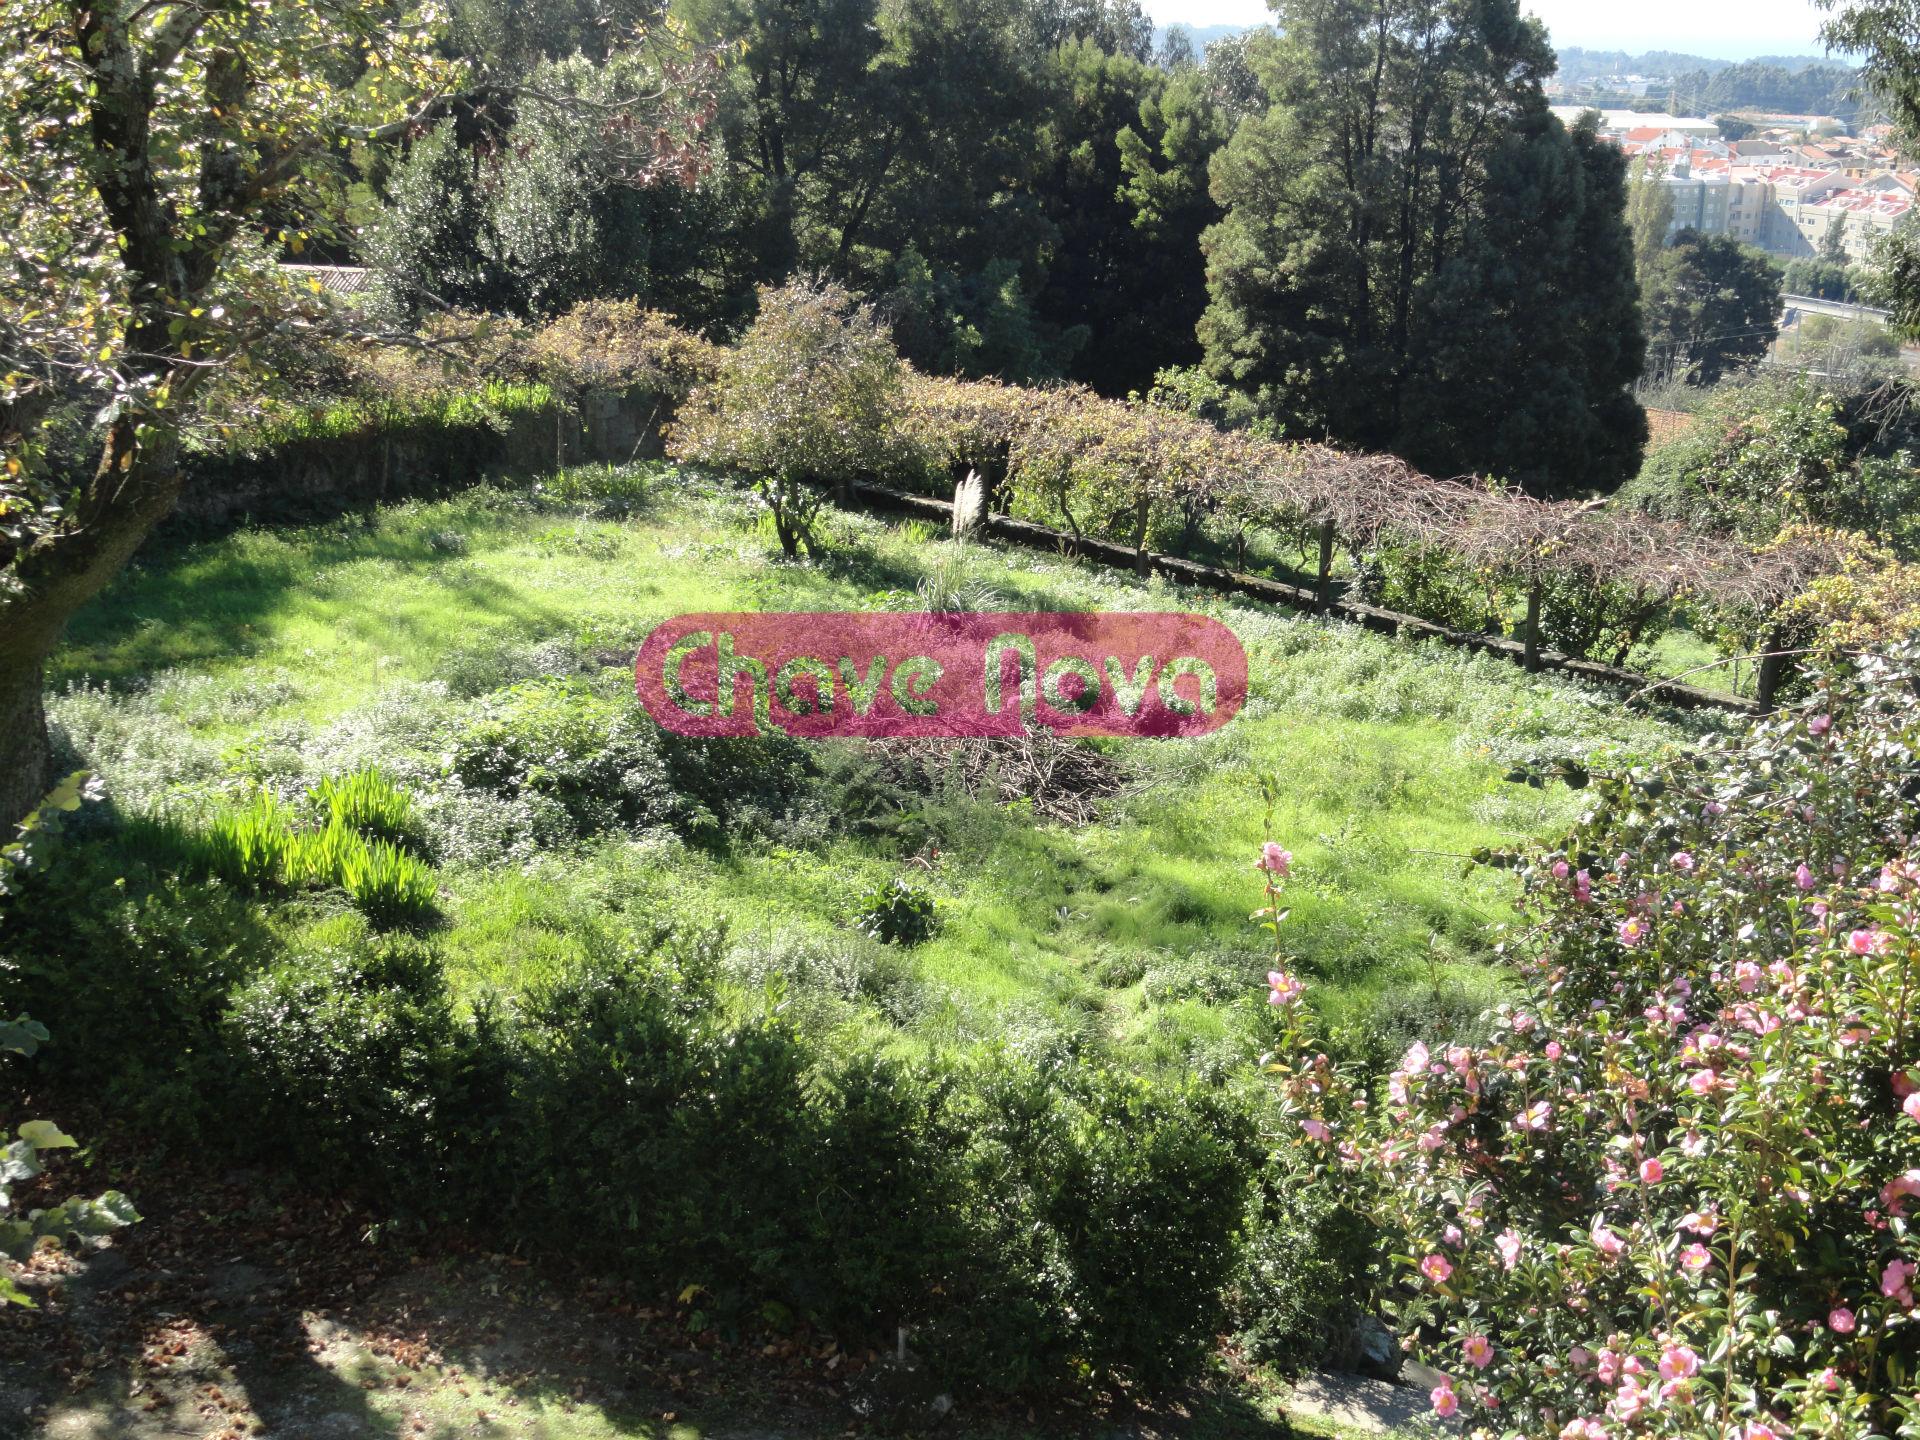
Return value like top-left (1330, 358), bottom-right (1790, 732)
top-left (51, 468), bottom-right (1715, 1069)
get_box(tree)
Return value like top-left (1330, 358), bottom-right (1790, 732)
top-left (1820, 210), bottom-right (1851, 265)
top-left (1023, 38), bottom-right (1225, 394)
top-left (0, 0), bottom-right (714, 826)
top-left (1626, 154), bottom-right (1676, 281)
top-left (1401, 111), bottom-right (1648, 494)
top-left (1198, 0), bottom-right (1641, 491)
top-left (1642, 230), bottom-right (1783, 386)
top-left (668, 278), bottom-right (902, 558)
top-left (1717, 113), bottom-right (1756, 140)
top-left (1784, 255), bottom-right (1859, 301)
top-left (1822, 2), bottom-right (1920, 331)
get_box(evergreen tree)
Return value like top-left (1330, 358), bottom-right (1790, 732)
top-left (1642, 231), bottom-right (1783, 386)
top-left (1402, 112), bottom-right (1648, 494)
top-left (1198, 0), bottom-right (1641, 491)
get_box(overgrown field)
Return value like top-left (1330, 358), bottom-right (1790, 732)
top-left (47, 464), bottom-right (1706, 1069)
top-left (6, 462), bottom-right (1720, 1401)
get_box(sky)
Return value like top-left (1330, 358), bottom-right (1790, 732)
top-left (1140, 0), bottom-right (1838, 61)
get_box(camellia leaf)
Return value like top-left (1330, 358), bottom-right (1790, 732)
top-left (17, 1121), bottom-right (76, 1150)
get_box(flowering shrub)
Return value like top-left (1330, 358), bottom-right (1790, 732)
top-left (1256, 650), bottom-right (1920, 1439)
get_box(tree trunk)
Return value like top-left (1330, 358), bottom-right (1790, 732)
top-left (1315, 519), bottom-right (1337, 614)
top-left (1, 421), bottom-right (188, 827)
top-left (1523, 580), bottom-right (1543, 673)
top-left (0, 654), bottom-right (51, 833)
top-left (1756, 630), bottom-right (1791, 713)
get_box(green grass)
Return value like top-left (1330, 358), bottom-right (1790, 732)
top-left (52, 465), bottom-right (1717, 1071)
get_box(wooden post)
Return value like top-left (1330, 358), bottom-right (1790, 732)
top-left (1756, 629), bottom-right (1790, 713)
top-left (1315, 519), bottom-right (1337, 614)
top-left (1523, 578), bottom-right (1543, 673)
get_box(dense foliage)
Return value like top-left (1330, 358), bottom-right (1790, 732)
top-left (1197, 1), bottom-right (1647, 496)
top-left (1262, 650), bottom-right (1920, 1438)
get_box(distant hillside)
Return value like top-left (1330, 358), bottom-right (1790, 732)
top-left (1153, 22), bottom-right (1250, 54)
top-left (1668, 60), bottom-right (1866, 119)
top-left (1556, 48), bottom-right (1843, 84)
top-left (1556, 47), bottom-right (1730, 82)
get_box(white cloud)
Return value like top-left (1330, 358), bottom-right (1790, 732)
top-left (1139, 0), bottom-right (1838, 61)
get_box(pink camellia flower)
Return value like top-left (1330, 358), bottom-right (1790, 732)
top-left (1421, 1253), bottom-right (1454, 1285)
top-left (1680, 1210), bottom-right (1720, 1236)
top-left (1829, 1306), bottom-right (1856, 1334)
top-left (1443, 1224), bottom-right (1465, 1248)
top-left (1639, 1157), bottom-right (1664, 1184)
top-left (1881, 1171), bottom-right (1920, 1216)
top-left (1658, 1343), bottom-right (1700, 1381)
top-left (1544, 1040), bottom-right (1563, 1061)
top-left (1495, 1230), bottom-right (1522, 1270)
top-left (1515, 1101), bottom-right (1553, 1133)
top-left (1680, 1243), bottom-right (1713, 1272)
top-left (1905, 1092), bottom-right (1920, 1122)
top-left (1402, 1040), bottom-right (1431, 1074)
top-left (1796, 863), bottom-right (1818, 890)
top-left (1618, 917), bottom-right (1650, 948)
top-left (1609, 1378), bottom-right (1650, 1423)
top-left (1745, 1424), bottom-right (1782, 1440)
top-left (1462, 1334), bottom-right (1493, 1370)
top-left (1568, 1346), bottom-right (1592, 1371)
top-left (1268, 971), bottom-right (1305, 1007)
top-left (1688, 1068), bottom-right (1718, 1096)
top-left (1735, 960), bottom-right (1762, 994)
top-left (1670, 851), bottom-right (1695, 873)
top-left (1590, 1223), bottom-right (1626, 1258)
top-left (1300, 1118), bottom-right (1333, 1142)
top-left (1810, 714), bottom-right (1832, 736)
top-left (1573, 869), bottom-right (1593, 903)
top-left (1819, 1367), bottom-right (1840, 1392)
top-left (1894, 1071), bottom-right (1918, 1099)
top-left (1879, 1258), bottom-right (1914, 1300)
top-left (1552, 860), bottom-right (1570, 880)
top-left (1257, 842), bottom-right (1292, 876)
top-left (1430, 1380), bottom-right (1459, 1419)
top-left (1850, 928), bottom-right (1890, 956)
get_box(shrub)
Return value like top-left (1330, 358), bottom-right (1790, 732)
top-left (852, 876), bottom-right (938, 947)
top-left (0, 815), bottom-right (272, 1121)
top-left (1258, 649), bottom-right (1920, 1439)
top-left (528, 299), bottom-right (721, 401)
top-left (222, 943), bottom-right (465, 1204)
top-left (669, 278), bottom-right (903, 558)
top-left (446, 679), bottom-right (685, 843)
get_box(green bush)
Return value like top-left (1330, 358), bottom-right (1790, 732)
top-left (0, 819), bottom-right (272, 1124)
top-left (1231, 1148), bottom-right (1378, 1375)
top-left (222, 943), bottom-right (465, 1204)
top-left (669, 278), bottom-right (904, 558)
top-left (852, 876), bottom-right (938, 946)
